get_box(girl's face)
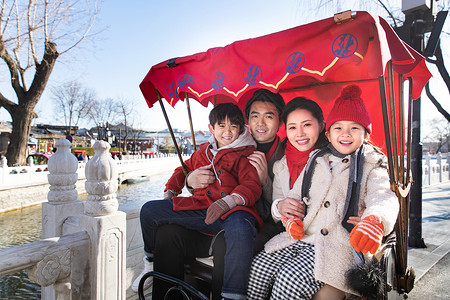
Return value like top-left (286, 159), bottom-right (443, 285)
top-left (286, 108), bottom-right (323, 152)
top-left (325, 121), bottom-right (366, 155)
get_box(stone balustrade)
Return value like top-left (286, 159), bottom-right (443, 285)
top-left (422, 152), bottom-right (450, 186)
top-left (0, 138), bottom-right (129, 299)
top-left (0, 151), bottom-right (179, 188)
top-left (0, 149), bottom-right (186, 213)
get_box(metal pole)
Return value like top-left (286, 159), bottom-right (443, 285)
top-left (185, 93), bottom-right (197, 150)
top-left (155, 89), bottom-right (188, 175)
top-left (408, 10), bottom-right (426, 248)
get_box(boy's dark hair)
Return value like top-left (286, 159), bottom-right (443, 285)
top-left (282, 97), bottom-right (328, 149)
top-left (244, 89), bottom-right (285, 120)
top-left (209, 103), bottom-right (245, 134)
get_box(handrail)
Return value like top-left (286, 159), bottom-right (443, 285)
top-left (0, 231), bottom-right (89, 277)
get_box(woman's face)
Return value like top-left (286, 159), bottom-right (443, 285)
top-left (286, 108), bottom-right (323, 152)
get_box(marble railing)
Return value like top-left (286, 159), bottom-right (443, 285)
top-left (422, 152), bottom-right (450, 186)
top-left (0, 152), bottom-right (182, 188)
top-left (0, 138), bottom-right (130, 299)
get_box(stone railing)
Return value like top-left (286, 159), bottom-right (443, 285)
top-left (422, 152), bottom-right (449, 186)
top-left (0, 151), bottom-right (186, 213)
top-left (0, 152), bottom-right (181, 188)
top-left (0, 138), bottom-right (128, 299)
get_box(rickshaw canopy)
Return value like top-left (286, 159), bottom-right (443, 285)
top-left (140, 11), bottom-right (431, 152)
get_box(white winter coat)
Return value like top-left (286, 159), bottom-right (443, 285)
top-left (266, 144), bottom-right (399, 294)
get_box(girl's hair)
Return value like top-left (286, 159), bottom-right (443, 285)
top-left (282, 97), bottom-right (328, 149)
top-left (209, 102), bottom-right (245, 134)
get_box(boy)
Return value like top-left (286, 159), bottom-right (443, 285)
top-left (136, 102), bottom-right (262, 299)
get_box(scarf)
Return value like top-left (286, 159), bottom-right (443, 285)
top-left (285, 140), bottom-right (313, 188)
top-left (256, 136), bottom-right (280, 162)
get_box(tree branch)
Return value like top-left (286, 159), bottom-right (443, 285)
top-left (425, 81), bottom-right (450, 122)
top-left (0, 91), bottom-right (17, 115)
top-left (377, 0), bottom-right (398, 28)
top-left (0, 39), bottom-right (25, 99)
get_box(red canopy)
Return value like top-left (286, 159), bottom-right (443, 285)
top-left (140, 11), bottom-right (431, 151)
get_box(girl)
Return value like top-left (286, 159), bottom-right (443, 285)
top-left (247, 85), bottom-right (399, 300)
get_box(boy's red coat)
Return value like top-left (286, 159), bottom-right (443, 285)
top-left (165, 142), bottom-right (262, 228)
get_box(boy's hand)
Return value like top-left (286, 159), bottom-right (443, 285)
top-left (350, 215), bottom-right (384, 254)
top-left (204, 195), bottom-right (237, 224)
top-left (163, 189), bottom-right (177, 199)
top-left (187, 164), bottom-right (215, 189)
top-left (281, 216), bottom-right (305, 240)
top-left (248, 151), bottom-right (268, 185)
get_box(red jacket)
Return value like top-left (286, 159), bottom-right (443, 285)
top-left (165, 142), bottom-right (262, 228)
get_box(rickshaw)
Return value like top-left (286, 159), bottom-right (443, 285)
top-left (138, 10), bottom-right (432, 300)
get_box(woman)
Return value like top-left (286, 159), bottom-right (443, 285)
top-left (247, 96), bottom-right (327, 299)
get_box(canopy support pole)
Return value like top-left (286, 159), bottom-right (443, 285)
top-left (156, 89), bottom-right (188, 175)
top-left (185, 93), bottom-right (197, 150)
top-left (387, 61), bottom-right (400, 184)
top-left (378, 75), bottom-right (395, 187)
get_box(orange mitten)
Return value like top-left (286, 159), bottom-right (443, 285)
top-left (350, 215), bottom-right (384, 254)
top-left (281, 216), bottom-right (305, 240)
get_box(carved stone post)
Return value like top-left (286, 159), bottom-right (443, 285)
top-left (43, 138), bottom-right (85, 238)
top-left (437, 152), bottom-right (442, 183)
top-left (80, 140), bottom-right (126, 299)
top-left (42, 138), bottom-right (85, 300)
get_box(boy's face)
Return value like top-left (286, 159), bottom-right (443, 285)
top-left (208, 117), bottom-right (241, 148)
top-left (248, 101), bottom-right (281, 144)
top-left (325, 121), bottom-right (366, 155)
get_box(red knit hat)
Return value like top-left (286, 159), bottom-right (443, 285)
top-left (326, 85), bottom-right (372, 133)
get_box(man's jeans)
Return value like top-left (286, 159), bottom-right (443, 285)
top-left (140, 199), bottom-right (257, 299)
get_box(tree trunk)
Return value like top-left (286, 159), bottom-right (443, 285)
top-left (6, 106), bottom-right (35, 166)
top-left (2, 42), bottom-right (59, 166)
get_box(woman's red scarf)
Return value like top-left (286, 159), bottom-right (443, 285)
top-left (285, 140), bottom-right (313, 188)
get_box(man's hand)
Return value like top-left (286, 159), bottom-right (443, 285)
top-left (186, 164), bottom-right (215, 189)
top-left (248, 151), bottom-right (269, 185)
top-left (277, 197), bottom-right (304, 219)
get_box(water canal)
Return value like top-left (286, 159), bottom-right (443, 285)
top-left (0, 172), bottom-right (173, 299)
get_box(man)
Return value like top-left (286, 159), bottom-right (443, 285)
top-left (132, 89), bottom-right (286, 299)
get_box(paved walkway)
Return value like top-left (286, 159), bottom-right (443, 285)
top-left (408, 181), bottom-right (450, 281)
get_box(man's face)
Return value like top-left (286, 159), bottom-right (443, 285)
top-left (248, 101), bottom-right (281, 144)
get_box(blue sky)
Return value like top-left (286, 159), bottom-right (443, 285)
top-left (1, 0), bottom-right (449, 133)
top-left (35, 0), bottom-right (304, 131)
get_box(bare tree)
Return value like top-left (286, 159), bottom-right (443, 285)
top-left (88, 97), bottom-right (119, 140)
top-left (52, 81), bottom-right (96, 135)
top-left (423, 116), bottom-right (450, 152)
top-left (0, 0), bottom-right (101, 165)
top-left (115, 97), bottom-right (136, 151)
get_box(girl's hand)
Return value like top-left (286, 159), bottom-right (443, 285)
top-left (277, 197), bottom-right (304, 219)
top-left (347, 216), bottom-right (362, 226)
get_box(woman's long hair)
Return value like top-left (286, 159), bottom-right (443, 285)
top-left (282, 97), bottom-right (328, 149)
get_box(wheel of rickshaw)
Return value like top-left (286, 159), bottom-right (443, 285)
top-left (137, 271), bottom-right (209, 300)
top-left (380, 236), bottom-right (408, 300)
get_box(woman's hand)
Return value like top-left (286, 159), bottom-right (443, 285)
top-left (248, 151), bottom-right (269, 185)
top-left (277, 197), bottom-right (304, 219)
top-left (186, 164), bottom-right (215, 189)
